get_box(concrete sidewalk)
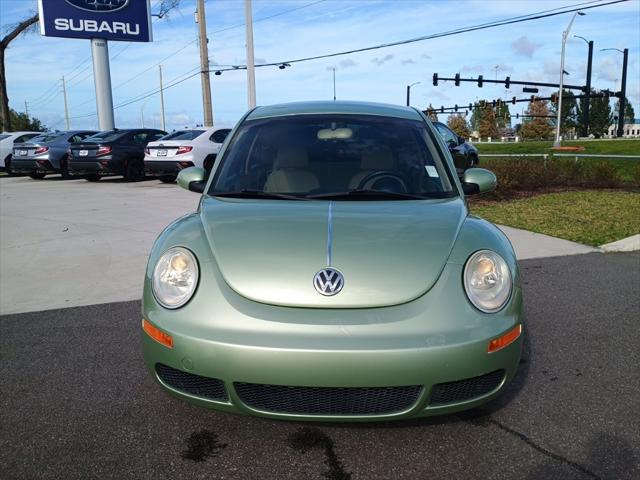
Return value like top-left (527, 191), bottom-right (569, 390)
top-left (0, 176), bottom-right (617, 315)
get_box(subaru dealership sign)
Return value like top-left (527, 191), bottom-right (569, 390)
top-left (38, 0), bottom-right (153, 42)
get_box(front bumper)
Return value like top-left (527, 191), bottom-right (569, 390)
top-left (142, 260), bottom-right (523, 421)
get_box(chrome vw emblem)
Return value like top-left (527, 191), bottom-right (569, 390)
top-left (313, 268), bottom-right (344, 296)
top-left (65, 0), bottom-right (130, 12)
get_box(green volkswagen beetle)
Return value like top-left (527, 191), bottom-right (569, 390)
top-left (142, 101), bottom-right (523, 421)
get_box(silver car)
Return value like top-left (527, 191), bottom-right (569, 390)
top-left (12, 130), bottom-right (96, 179)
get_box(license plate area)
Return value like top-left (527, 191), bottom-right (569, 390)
top-left (157, 149), bottom-right (168, 157)
top-left (79, 150), bottom-right (88, 157)
top-left (19, 150), bottom-right (27, 156)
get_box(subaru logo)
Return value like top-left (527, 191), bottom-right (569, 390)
top-left (313, 268), bottom-right (344, 296)
top-left (65, 0), bottom-right (130, 12)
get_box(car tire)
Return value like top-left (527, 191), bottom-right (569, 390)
top-left (60, 156), bottom-right (71, 179)
top-left (125, 159), bottom-right (145, 182)
top-left (4, 155), bottom-right (12, 175)
top-left (203, 154), bottom-right (217, 174)
top-left (159, 175), bottom-right (176, 183)
top-left (85, 175), bottom-right (101, 182)
top-left (29, 172), bottom-right (46, 179)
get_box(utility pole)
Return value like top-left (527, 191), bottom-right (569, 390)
top-left (617, 48), bottom-right (628, 138)
top-left (61, 76), bottom-right (70, 130)
top-left (245, 0), bottom-right (256, 109)
top-left (24, 100), bottom-right (29, 117)
top-left (583, 40), bottom-right (593, 137)
top-left (555, 11), bottom-right (585, 146)
top-left (159, 64), bottom-right (166, 132)
top-left (332, 67), bottom-right (336, 101)
top-left (196, 0), bottom-right (213, 126)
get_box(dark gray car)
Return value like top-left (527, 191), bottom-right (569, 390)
top-left (12, 130), bottom-right (97, 179)
top-left (433, 122), bottom-right (479, 175)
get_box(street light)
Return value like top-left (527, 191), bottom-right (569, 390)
top-left (554, 11), bottom-right (585, 146)
top-left (601, 47), bottom-right (629, 137)
top-left (406, 82), bottom-right (421, 106)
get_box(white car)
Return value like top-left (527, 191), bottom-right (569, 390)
top-left (144, 127), bottom-right (231, 182)
top-left (1, 131), bottom-right (42, 172)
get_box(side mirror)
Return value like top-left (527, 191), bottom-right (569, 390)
top-left (177, 167), bottom-right (207, 193)
top-left (457, 135), bottom-right (466, 146)
top-left (462, 168), bottom-right (496, 195)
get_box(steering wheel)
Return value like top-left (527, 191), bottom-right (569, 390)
top-left (356, 170), bottom-right (409, 193)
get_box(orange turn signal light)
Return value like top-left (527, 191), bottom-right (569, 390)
top-left (488, 324), bottom-right (522, 353)
top-left (142, 319), bottom-right (173, 349)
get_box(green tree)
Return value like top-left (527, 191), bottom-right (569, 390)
top-left (9, 108), bottom-right (46, 131)
top-left (549, 89), bottom-right (578, 134)
top-left (478, 104), bottom-right (499, 139)
top-left (587, 93), bottom-right (613, 138)
top-left (520, 98), bottom-right (553, 140)
top-left (469, 101), bottom-right (486, 131)
top-left (446, 114), bottom-right (470, 138)
top-left (495, 102), bottom-right (511, 130)
top-left (614, 97), bottom-right (635, 123)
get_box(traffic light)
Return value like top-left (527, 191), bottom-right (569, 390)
top-left (492, 100), bottom-right (496, 107)
top-left (496, 99), bottom-right (502, 107)
top-left (505, 76), bottom-right (511, 89)
top-left (454, 73), bottom-right (460, 86)
top-left (512, 96), bottom-right (516, 104)
top-left (477, 75), bottom-right (483, 87)
top-left (454, 104), bottom-right (458, 112)
top-left (440, 106), bottom-right (444, 113)
top-left (432, 73), bottom-right (438, 86)
top-left (469, 103), bottom-right (473, 110)
top-left (551, 93), bottom-right (558, 104)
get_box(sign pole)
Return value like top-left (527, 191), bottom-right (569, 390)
top-left (91, 38), bottom-right (115, 131)
top-left (196, 0), bottom-right (213, 127)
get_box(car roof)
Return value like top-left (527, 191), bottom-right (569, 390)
top-left (246, 101), bottom-right (424, 122)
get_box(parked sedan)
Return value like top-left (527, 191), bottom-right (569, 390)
top-left (0, 131), bottom-right (41, 173)
top-left (144, 127), bottom-right (231, 183)
top-left (141, 101), bottom-right (523, 422)
top-left (11, 130), bottom-right (97, 179)
top-left (433, 121), bottom-right (478, 174)
top-left (69, 128), bottom-right (166, 182)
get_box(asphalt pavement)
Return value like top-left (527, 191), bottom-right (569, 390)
top-left (2, 252), bottom-right (639, 480)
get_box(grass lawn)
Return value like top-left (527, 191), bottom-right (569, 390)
top-left (475, 138), bottom-right (640, 155)
top-left (470, 190), bottom-right (640, 246)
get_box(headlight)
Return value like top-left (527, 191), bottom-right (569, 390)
top-left (152, 247), bottom-right (199, 309)
top-left (463, 250), bottom-right (512, 313)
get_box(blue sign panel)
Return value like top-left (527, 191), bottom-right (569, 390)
top-left (38, 0), bottom-right (153, 42)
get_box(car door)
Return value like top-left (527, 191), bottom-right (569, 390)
top-left (434, 123), bottom-right (468, 173)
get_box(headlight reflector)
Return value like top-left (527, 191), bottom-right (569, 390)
top-left (152, 247), bottom-right (198, 309)
top-left (463, 250), bottom-right (511, 313)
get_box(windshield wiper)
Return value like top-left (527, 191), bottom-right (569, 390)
top-left (306, 189), bottom-right (430, 200)
top-left (212, 189), bottom-right (310, 201)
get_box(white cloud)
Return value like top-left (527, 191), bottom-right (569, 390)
top-left (511, 36), bottom-right (541, 58)
top-left (371, 54), bottom-right (394, 66)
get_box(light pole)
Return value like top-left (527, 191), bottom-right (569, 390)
top-left (245, 0), bottom-right (257, 109)
top-left (331, 67), bottom-right (336, 101)
top-left (554, 11), bottom-right (585, 147)
top-left (601, 47), bottom-right (628, 138)
top-left (406, 82), bottom-right (420, 106)
top-left (574, 35), bottom-right (593, 137)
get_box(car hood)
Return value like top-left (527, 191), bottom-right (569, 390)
top-left (200, 196), bottom-right (467, 308)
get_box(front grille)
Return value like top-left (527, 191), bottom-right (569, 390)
top-left (234, 382), bottom-right (422, 416)
top-left (155, 363), bottom-right (228, 402)
top-left (429, 370), bottom-right (505, 406)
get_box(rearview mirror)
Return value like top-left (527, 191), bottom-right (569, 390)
top-left (177, 167), bottom-right (207, 193)
top-left (462, 168), bottom-right (497, 195)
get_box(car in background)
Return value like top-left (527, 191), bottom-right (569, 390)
top-left (144, 127), bottom-right (232, 183)
top-left (141, 101), bottom-right (522, 421)
top-left (69, 128), bottom-right (166, 182)
top-left (0, 131), bottom-right (41, 173)
top-left (11, 130), bottom-right (97, 179)
top-left (433, 121), bottom-right (478, 174)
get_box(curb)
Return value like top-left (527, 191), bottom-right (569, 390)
top-left (600, 234), bottom-right (640, 252)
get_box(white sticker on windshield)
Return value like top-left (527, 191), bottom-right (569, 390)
top-left (425, 165), bottom-right (439, 177)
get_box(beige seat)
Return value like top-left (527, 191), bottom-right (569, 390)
top-left (264, 146), bottom-right (319, 193)
top-left (348, 145), bottom-right (395, 189)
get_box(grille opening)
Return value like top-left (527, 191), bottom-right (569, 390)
top-left (234, 382), bottom-right (422, 416)
top-left (155, 363), bottom-right (228, 402)
top-left (429, 370), bottom-right (505, 406)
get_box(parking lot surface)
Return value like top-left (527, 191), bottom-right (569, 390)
top-left (2, 251), bottom-right (638, 480)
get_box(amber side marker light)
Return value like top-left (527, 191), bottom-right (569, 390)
top-left (488, 324), bottom-right (522, 353)
top-left (142, 319), bottom-right (173, 349)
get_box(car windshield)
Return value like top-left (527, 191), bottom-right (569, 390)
top-left (210, 114), bottom-right (455, 200)
top-left (159, 130), bottom-right (206, 141)
top-left (29, 133), bottom-right (62, 143)
top-left (83, 131), bottom-right (124, 143)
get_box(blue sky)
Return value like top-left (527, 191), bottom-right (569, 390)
top-left (1, 0), bottom-right (639, 131)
